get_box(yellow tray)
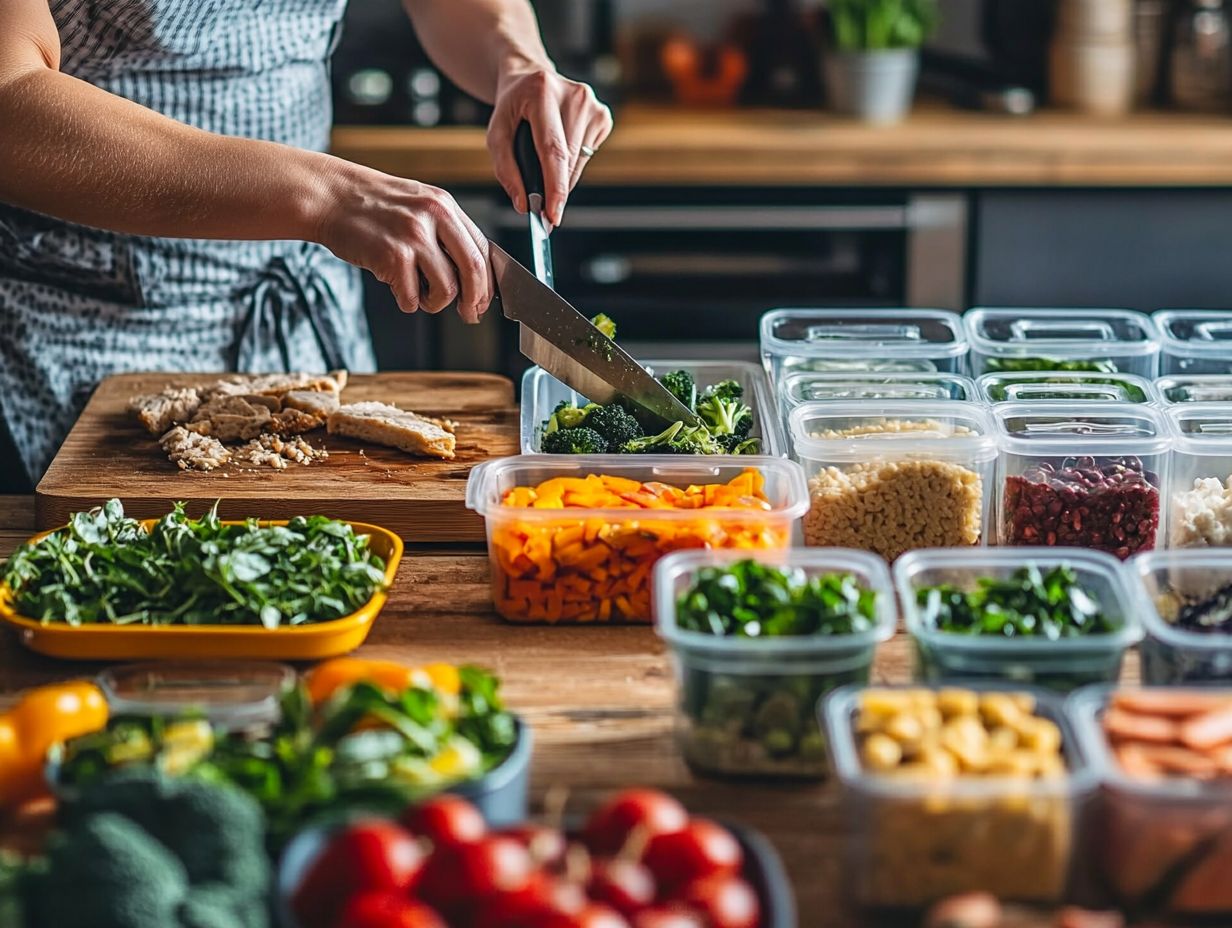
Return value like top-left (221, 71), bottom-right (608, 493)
top-left (0, 519), bottom-right (403, 661)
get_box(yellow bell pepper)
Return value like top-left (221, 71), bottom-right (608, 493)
top-left (305, 657), bottom-right (461, 705)
top-left (0, 680), bottom-right (108, 808)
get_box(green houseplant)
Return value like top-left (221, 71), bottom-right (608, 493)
top-left (825, 0), bottom-right (938, 124)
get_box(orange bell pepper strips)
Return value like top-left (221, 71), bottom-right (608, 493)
top-left (0, 680), bottom-right (108, 808)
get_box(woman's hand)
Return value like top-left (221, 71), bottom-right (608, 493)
top-left (486, 67), bottom-right (613, 227)
top-left (313, 160), bottom-right (492, 324)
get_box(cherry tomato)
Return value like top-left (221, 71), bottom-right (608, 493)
top-left (500, 824), bottom-right (568, 869)
top-left (540, 902), bottom-right (632, 928)
top-left (675, 874), bottom-right (760, 928)
top-left (471, 872), bottom-right (587, 928)
top-left (587, 858), bottom-right (656, 917)
top-left (418, 834), bottom-right (534, 913)
top-left (401, 795), bottom-right (486, 849)
top-left (292, 821), bottom-right (424, 928)
top-left (583, 789), bottom-right (689, 856)
top-left (642, 820), bottom-right (742, 894)
top-left (632, 908), bottom-right (706, 928)
top-left (335, 891), bottom-right (445, 928)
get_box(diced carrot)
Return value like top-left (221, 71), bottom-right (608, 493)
top-left (1180, 703), bottom-right (1232, 751)
top-left (600, 475), bottom-right (642, 494)
top-left (598, 599), bottom-right (612, 621)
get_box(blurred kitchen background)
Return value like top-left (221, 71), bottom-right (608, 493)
top-left (329, 0), bottom-right (1232, 380)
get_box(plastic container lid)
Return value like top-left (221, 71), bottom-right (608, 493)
top-left (1128, 549), bottom-right (1232, 657)
top-left (895, 547), bottom-right (1144, 658)
top-left (823, 682), bottom-right (1096, 799)
top-left (1157, 375), bottom-right (1232, 405)
top-left (993, 402), bottom-right (1171, 458)
top-left (465, 455), bottom-right (810, 521)
top-left (1156, 309), bottom-right (1232, 361)
top-left (1067, 684), bottom-right (1232, 800)
top-left (97, 661), bottom-right (296, 729)
top-left (965, 308), bottom-right (1160, 362)
top-left (780, 371), bottom-right (976, 407)
top-left (977, 371), bottom-right (1159, 405)
top-left (653, 548), bottom-right (897, 664)
top-left (1166, 402), bottom-right (1232, 455)
top-left (788, 400), bottom-right (998, 464)
top-left (760, 308), bottom-right (967, 364)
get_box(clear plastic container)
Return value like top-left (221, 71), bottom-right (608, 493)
top-left (964, 308), bottom-right (1161, 378)
top-left (778, 371), bottom-right (976, 423)
top-left (822, 683), bottom-right (1095, 910)
top-left (465, 455), bottom-right (809, 624)
top-left (1156, 309), bottom-right (1232, 375)
top-left (1165, 403), bottom-right (1232, 549)
top-left (520, 360), bottom-right (784, 457)
top-left (759, 308), bottom-right (968, 383)
top-left (789, 401), bottom-right (996, 561)
top-left (1068, 685), bottom-right (1232, 917)
top-left (653, 548), bottom-right (896, 780)
top-left (976, 371), bottom-right (1159, 406)
top-left (97, 661), bottom-right (296, 729)
top-left (993, 403), bottom-right (1170, 559)
top-left (1129, 550), bottom-right (1232, 684)
top-left (1157, 374), bottom-right (1232, 405)
top-left (896, 548), bottom-right (1142, 690)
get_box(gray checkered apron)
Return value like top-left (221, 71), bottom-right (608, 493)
top-left (0, 0), bottom-right (377, 485)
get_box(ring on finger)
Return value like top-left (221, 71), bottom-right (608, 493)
top-left (579, 144), bottom-right (596, 158)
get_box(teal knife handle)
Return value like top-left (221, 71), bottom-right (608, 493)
top-left (514, 120), bottom-right (546, 215)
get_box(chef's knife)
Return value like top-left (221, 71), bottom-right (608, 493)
top-left (490, 243), bottom-right (701, 430)
top-left (514, 121), bottom-right (555, 290)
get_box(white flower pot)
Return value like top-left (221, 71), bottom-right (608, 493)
top-left (825, 49), bottom-right (920, 125)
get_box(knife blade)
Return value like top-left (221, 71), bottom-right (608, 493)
top-left (514, 121), bottom-right (555, 290)
top-left (490, 243), bottom-right (701, 430)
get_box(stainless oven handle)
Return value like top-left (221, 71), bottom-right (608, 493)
top-left (495, 204), bottom-right (944, 232)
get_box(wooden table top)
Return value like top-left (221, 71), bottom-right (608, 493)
top-left (0, 495), bottom-right (1101, 926)
top-left (331, 103), bottom-right (1232, 189)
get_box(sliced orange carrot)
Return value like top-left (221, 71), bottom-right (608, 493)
top-left (1179, 703), bottom-right (1232, 751)
top-left (1103, 707), bottom-right (1179, 745)
top-left (1111, 690), bottom-right (1232, 718)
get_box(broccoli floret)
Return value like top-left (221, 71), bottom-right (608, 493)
top-left (722, 436), bottom-right (762, 455)
top-left (702, 379), bottom-right (744, 402)
top-left (586, 405), bottom-right (644, 450)
top-left (545, 401), bottom-right (600, 434)
top-left (542, 427), bottom-right (608, 455)
top-left (621, 421), bottom-right (724, 455)
top-left (696, 392), bottom-right (753, 439)
top-left (39, 812), bottom-right (189, 928)
top-left (659, 370), bottom-right (697, 409)
top-left (589, 313), bottom-right (617, 340)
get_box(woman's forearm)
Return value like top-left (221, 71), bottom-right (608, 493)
top-left (401, 0), bottom-right (553, 103)
top-left (0, 68), bottom-right (336, 242)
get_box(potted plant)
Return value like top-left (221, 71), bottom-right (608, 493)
top-left (825, 0), bottom-right (938, 124)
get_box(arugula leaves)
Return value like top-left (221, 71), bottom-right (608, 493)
top-left (676, 560), bottom-right (879, 638)
top-left (918, 564), bottom-right (1118, 639)
top-left (2, 500), bottom-right (387, 627)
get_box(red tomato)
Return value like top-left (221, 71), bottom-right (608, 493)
top-left (642, 820), bottom-right (742, 894)
top-left (675, 874), bottom-right (760, 928)
top-left (587, 858), bottom-right (657, 917)
top-left (292, 821), bottom-right (424, 928)
top-left (583, 790), bottom-right (689, 856)
top-left (500, 824), bottom-right (568, 869)
top-left (401, 795), bottom-right (486, 848)
top-left (471, 872), bottom-right (587, 928)
top-left (631, 908), bottom-right (706, 928)
top-left (540, 902), bottom-right (632, 928)
top-left (418, 835), bottom-right (534, 912)
top-left (335, 891), bottom-right (445, 928)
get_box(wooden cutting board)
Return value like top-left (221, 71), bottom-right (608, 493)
top-left (35, 372), bottom-right (519, 542)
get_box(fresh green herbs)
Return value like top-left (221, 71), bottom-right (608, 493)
top-left (986, 375), bottom-right (1148, 403)
top-left (986, 357), bottom-right (1120, 374)
top-left (540, 375), bottom-right (761, 456)
top-left (829, 0), bottom-right (938, 51)
top-left (677, 560), bottom-right (879, 638)
top-left (917, 564), bottom-right (1117, 640)
top-left (2, 500), bottom-right (387, 628)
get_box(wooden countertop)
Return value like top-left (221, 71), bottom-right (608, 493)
top-left (0, 496), bottom-right (1121, 927)
top-left (331, 103), bottom-right (1232, 188)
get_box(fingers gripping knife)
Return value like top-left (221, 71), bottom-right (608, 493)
top-left (487, 121), bottom-right (699, 431)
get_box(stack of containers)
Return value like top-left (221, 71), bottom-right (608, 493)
top-left (778, 371), bottom-right (976, 422)
top-left (1156, 374), bottom-right (1232, 405)
top-left (964, 307), bottom-right (1161, 377)
top-left (977, 370), bottom-right (1160, 406)
top-left (1165, 403), bottom-right (1232, 549)
top-left (1156, 309), bottom-right (1232, 375)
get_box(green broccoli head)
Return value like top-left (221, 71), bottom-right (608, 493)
top-left (659, 370), bottom-right (697, 409)
top-left (589, 313), bottom-right (617, 340)
top-left (586, 405), bottom-right (644, 450)
top-left (696, 392), bottom-right (753, 439)
top-left (542, 427), bottom-right (609, 455)
top-left (702, 379), bottom-right (744, 402)
top-left (720, 435), bottom-right (762, 455)
top-left (39, 812), bottom-right (189, 928)
top-left (620, 421), bottom-right (724, 455)
top-left (546, 402), bottom-right (598, 433)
